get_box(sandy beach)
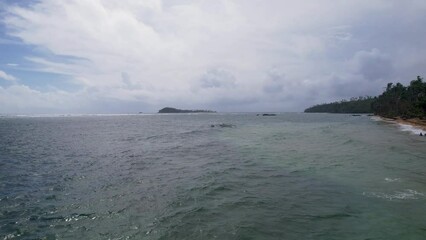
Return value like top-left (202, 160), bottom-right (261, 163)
top-left (395, 118), bottom-right (426, 131)
top-left (377, 116), bottom-right (426, 134)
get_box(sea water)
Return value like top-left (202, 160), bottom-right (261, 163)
top-left (0, 113), bottom-right (425, 239)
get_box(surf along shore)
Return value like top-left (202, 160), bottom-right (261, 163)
top-left (378, 116), bottom-right (426, 133)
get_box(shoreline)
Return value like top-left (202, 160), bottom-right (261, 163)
top-left (394, 118), bottom-right (426, 132)
top-left (377, 116), bottom-right (426, 133)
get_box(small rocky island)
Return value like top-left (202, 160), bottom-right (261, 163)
top-left (158, 107), bottom-right (216, 113)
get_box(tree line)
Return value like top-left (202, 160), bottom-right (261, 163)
top-left (372, 76), bottom-right (426, 118)
top-left (304, 96), bottom-right (375, 113)
top-left (304, 76), bottom-right (426, 119)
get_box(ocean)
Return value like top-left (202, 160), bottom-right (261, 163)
top-left (1, 113), bottom-right (425, 239)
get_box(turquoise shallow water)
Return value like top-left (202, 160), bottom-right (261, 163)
top-left (0, 113), bottom-right (425, 239)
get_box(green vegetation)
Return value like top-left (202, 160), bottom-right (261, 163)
top-left (304, 76), bottom-right (426, 119)
top-left (304, 96), bottom-right (375, 113)
top-left (372, 76), bottom-right (426, 119)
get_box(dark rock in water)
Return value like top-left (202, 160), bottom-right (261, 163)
top-left (352, 114), bottom-right (362, 116)
top-left (159, 107), bottom-right (216, 113)
top-left (262, 114), bottom-right (276, 116)
top-left (210, 123), bottom-right (235, 128)
top-left (420, 133), bottom-right (423, 136)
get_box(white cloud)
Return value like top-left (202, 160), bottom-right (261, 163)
top-left (0, 70), bottom-right (17, 82)
top-left (2, 0), bottom-right (426, 112)
top-left (0, 84), bottom-right (75, 113)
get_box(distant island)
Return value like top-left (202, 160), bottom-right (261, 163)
top-left (305, 76), bottom-right (426, 119)
top-left (158, 107), bottom-right (216, 113)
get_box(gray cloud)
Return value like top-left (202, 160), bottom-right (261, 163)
top-left (199, 68), bottom-right (236, 89)
top-left (262, 68), bottom-right (285, 94)
top-left (353, 49), bottom-right (393, 81)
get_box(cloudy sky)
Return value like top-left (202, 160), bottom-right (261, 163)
top-left (0, 0), bottom-right (425, 113)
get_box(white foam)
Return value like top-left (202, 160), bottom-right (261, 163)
top-left (371, 116), bottom-right (425, 135)
top-left (397, 123), bottom-right (424, 135)
top-left (384, 178), bottom-right (400, 182)
top-left (3, 233), bottom-right (19, 239)
top-left (363, 189), bottom-right (424, 200)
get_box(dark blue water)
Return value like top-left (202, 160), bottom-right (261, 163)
top-left (1, 113), bottom-right (426, 239)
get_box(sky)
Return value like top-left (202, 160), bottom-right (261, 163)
top-left (0, 0), bottom-right (426, 114)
